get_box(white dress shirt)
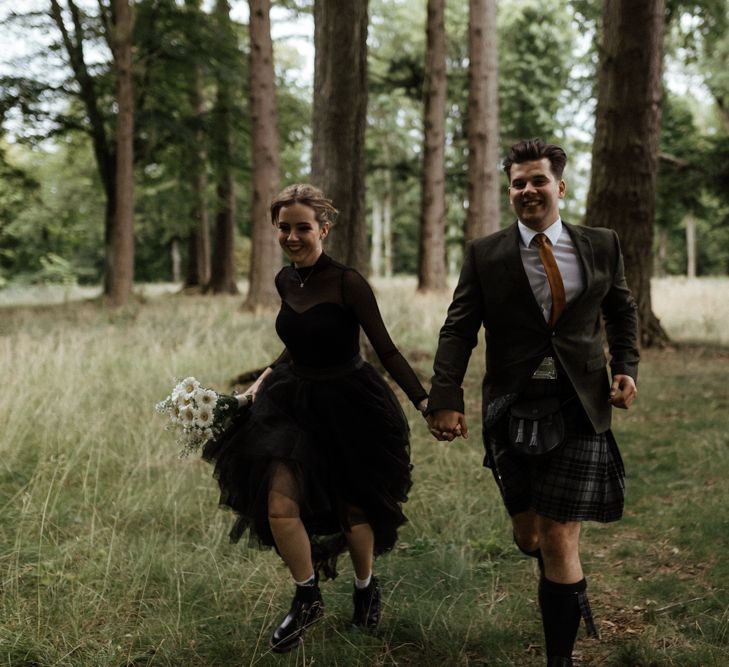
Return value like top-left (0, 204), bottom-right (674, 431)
top-left (517, 218), bottom-right (584, 323)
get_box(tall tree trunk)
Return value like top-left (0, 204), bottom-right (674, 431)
top-left (245, 0), bottom-right (280, 309)
top-left (107, 0), bottom-right (135, 307)
top-left (383, 182), bottom-right (393, 278)
top-left (584, 0), bottom-right (668, 347)
top-left (49, 0), bottom-right (116, 293)
top-left (685, 213), bottom-right (697, 278)
top-left (371, 195), bottom-right (383, 277)
top-left (465, 0), bottom-right (499, 241)
top-left (171, 237), bottom-right (182, 283)
top-left (185, 91), bottom-right (211, 289)
top-left (418, 0), bottom-right (447, 291)
top-left (184, 0), bottom-right (211, 289)
top-left (311, 0), bottom-right (369, 272)
top-left (209, 167), bottom-right (238, 294)
top-left (208, 0), bottom-right (238, 295)
top-left (654, 225), bottom-right (667, 277)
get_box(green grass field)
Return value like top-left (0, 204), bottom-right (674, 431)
top-left (1, 278), bottom-right (728, 666)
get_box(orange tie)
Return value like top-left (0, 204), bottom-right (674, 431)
top-left (533, 233), bottom-right (566, 328)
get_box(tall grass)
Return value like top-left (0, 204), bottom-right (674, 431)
top-left (1, 279), bottom-right (728, 666)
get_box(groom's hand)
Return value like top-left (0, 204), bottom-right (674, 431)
top-left (426, 410), bottom-right (469, 441)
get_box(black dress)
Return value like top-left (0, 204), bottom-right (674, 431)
top-left (202, 253), bottom-right (427, 576)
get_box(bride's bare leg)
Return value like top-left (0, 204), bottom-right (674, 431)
top-left (268, 464), bottom-right (314, 582)
top-left (344, 507), bottom-right (374, 580)
top-left (345, 508), bottom-right (381, 629)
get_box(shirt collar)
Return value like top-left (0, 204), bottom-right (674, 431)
top-left (290, 251), bottom-right (330, 271)
top-left (517, 217), bottom-right (563, 248)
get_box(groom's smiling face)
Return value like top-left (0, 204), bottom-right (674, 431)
top-left (508, 158), bottom-right (565, 232)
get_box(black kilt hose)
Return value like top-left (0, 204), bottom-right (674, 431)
top-left (483, 377), bottom-right (625, 523)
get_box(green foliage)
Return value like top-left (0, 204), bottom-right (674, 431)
top-left (0, 0), bottom-right (314, 286)
top-left (0, 137), bottom-right (104, 285)
top-left (0, 139), bottom-right (40, 283)
top-left (366, 0), bottom-right (582, 271)
top-left (367, 0), bottom-right (428, 274)
top-left (666, 0), bottom-right (729, 55)
top-left (3, 0), bottom-right (729, 283)
top-left (498, 0), bottom-right (576, 148)
top-left (655, 92), bottom-right (729, 276)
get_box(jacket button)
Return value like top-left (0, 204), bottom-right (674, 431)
top-left (551, 331), bottom-right (557, 337)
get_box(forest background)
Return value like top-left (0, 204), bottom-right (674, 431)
top-left (2, 1), bottom-right (729, 666)
top-left (2, 0), bottom-right (729, 312)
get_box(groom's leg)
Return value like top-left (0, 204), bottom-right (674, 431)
top-left (512, 509), bottom-right (544, 572)
top-left (537, 517), bottom-right (581, 583)
top-left (536, 518), bottom-right (596, 662)
top-left (512, 509), bottom-right (539, 553)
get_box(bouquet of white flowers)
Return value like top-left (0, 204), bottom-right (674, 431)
top-left (155, 376), bottom-right (240, 458)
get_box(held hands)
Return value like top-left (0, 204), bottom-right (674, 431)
top-left (609, 374), bottom-right (637, 409)
top-left (426, 409), bottom-right (469, 442)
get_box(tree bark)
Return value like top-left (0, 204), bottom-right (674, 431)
top-left (245, 0), bottom-right (281, 309)
top-left (584, 0), bottom-right (669, 347)
top-left (184, 0), bottom-right (211, 289)
top-left (654, 225), bottom-right (667, 277)
top-left (685, 213), bottom-right (696, 278)
top-left (418, 0), bottom-right (447, 291)
top-left (184, 66), bottom-right (211, 288)
top-left (465, 0), bottom-right (500, 241)
top-left (208, 0), bottom-right (239, 295)
top-left (383, 182), bottom-right (393, 278)
top-left (107, 0), bottom-right (135, 307)
top-left (311, 0), bottom-right (369, 273)
top-left (371, 195), bottom-right (383, 277)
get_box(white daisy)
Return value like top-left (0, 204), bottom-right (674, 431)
top-left (180, 405), bottom-right (197, 426)
top-left (194, 388), bottom-right (218, 409)
top-left (180, 376), bottom-right (200, 398)
top-left (195, 404), bottom-right (214, 428)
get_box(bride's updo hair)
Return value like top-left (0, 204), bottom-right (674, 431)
top-left (270, 184), bottom-right (338, 227)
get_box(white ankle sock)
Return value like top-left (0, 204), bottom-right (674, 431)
top-left (294, 573), bottom-right (316, 587)
top-left (354, 573), bottom-right (372, 590)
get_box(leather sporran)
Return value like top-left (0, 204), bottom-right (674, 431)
top-left (507, 396), bottom-right (565, 457)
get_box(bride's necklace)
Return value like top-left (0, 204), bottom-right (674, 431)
top-left (294, 266), bottom-right (314, 288)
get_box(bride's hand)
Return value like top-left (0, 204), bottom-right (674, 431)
top-left (237, 392), bottom-right (254, 407)
top-left (237, 366), bottom-right (274, 406)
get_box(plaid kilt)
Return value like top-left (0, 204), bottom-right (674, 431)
top-left (484, 418), bottom-right (625, 523)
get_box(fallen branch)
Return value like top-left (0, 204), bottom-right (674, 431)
top-left (655, 597), bottom-right (706, 613)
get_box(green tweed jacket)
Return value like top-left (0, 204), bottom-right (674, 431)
top-left (428, 221), bottom-right (640, 435)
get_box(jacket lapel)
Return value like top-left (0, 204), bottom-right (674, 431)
top-left (562, 221), bottom-right (595, 313)
top-left (499, 222), bottom-right (549, 326)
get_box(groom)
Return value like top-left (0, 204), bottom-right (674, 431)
top-left (426, 139), bottom-right (639, 666)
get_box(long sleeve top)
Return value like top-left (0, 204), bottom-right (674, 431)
top-left (272, 253), bottom-right (427, 407)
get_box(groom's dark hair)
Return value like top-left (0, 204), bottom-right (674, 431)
top-left (502, 138), bottom-right (567, 180)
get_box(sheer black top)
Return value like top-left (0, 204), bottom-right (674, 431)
top-left (272, 253), bottom-right (427, 407)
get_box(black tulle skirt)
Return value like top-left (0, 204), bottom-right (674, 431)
top-left (201, 356), bottom-right (412, 576)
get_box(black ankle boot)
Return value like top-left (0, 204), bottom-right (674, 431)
top-left (547, 657), bottom-right (573, 667)
top-left (351, 576), bottom-right (381, 629)
top-left (270, 583), bottom-right (324, 653)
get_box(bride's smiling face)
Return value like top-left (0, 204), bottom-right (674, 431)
top-left (276, 203), bottom-right (330, 267)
